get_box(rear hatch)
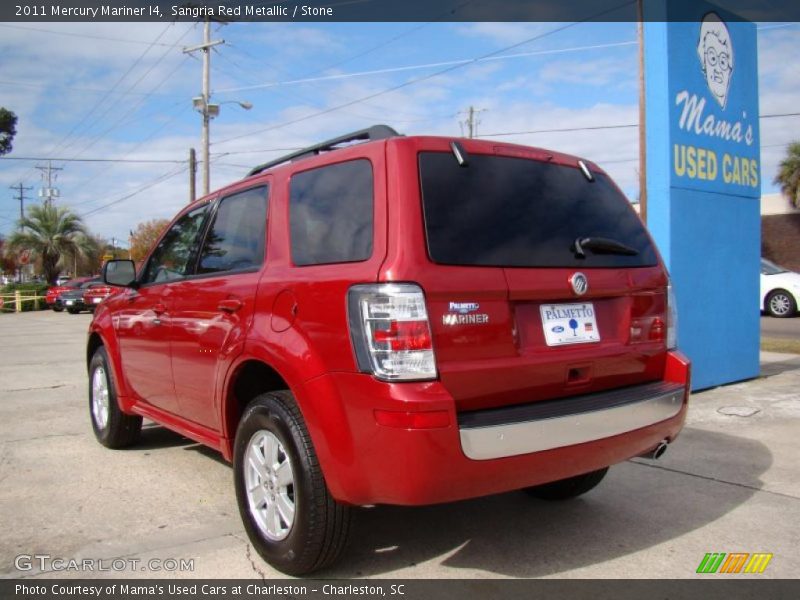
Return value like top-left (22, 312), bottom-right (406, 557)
top-left (412, 141), bottom-right (669, 412)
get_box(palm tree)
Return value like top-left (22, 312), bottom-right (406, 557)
top-left (4, 204), bottom-right (93, 284)
top-left (774, 141), bottom-right (800, 208)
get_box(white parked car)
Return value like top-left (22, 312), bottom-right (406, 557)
top-left (761, 258), bottom-right (800, 318)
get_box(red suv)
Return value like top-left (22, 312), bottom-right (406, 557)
top-left (89, 126), bottom-right (690, 575)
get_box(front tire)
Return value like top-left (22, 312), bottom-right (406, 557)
top-left (89, 347), bottom-right (142, 448)
top-left (766, 289), bottom-right (797, 318)
top-left (524, 467), bottom-right (609, 501)
top-left (233, 391), bottom-right (351, 576)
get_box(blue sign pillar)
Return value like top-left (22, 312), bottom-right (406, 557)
top-left (644, 1), bottom-right (760, 390)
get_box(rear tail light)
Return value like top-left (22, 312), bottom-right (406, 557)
top-left (666, 281), bottom-right (678, 350)
top-left (347, 283), bottom-right (437, 381)
top-left (629, 285), bottom-right (676, 349)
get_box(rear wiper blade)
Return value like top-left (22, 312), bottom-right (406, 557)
top-left (573, 236), bottom-right (639, 258)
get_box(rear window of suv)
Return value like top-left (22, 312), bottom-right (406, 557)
top-left (419, 152), bottom-right (658, 268)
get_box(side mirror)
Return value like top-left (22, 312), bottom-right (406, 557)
top-left (103, 260), bottom-right (137, 288)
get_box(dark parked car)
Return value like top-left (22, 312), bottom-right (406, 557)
top-left (46, 277), bottom-right (90, 311)
top-left (56, 278), bottom-right (101, 314)
top-left (88, 126), bottom-right (690, 575)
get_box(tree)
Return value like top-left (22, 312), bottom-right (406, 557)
top-left (774, 141), bottom-right (800, 209)
top-left (0, 108), bottom-right (18, 156)
top-left (129, 218), bottom-right (170, 263)
top-left (3, 204), bottom-right (93, 284)
top-left (0, 236), bottom-right (19, 277)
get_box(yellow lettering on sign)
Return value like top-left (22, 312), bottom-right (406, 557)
top-left (722, 154), bottom-right (760, 188)
top-left (673, 144), bottom-right (718, 181)
top-left (674, 144), bottom-right (758, 188)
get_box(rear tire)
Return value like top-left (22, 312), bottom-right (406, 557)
top-left (233, 391), bottom-right (351, 576)
top-left (89, 347), bottom-right (142, 448)
top-left (524, 467), bottom-right (608, 501)
top-left (52, 306), bottom-right (63, 312)
top-left (67, 307), bottom-right (79, 314)
top-left (766, 289), bottom-right (797, 318)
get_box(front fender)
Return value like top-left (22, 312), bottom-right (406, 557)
top-left (88, 306), bottom-right (136, 414)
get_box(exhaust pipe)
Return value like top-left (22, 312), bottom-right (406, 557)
top-left (640, 439), bottom-right (669, 460)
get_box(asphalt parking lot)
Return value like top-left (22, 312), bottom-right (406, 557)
top-left (1, 310), bottom-right (799, 579)
top-left (761, 315), bottom-right (800, 340)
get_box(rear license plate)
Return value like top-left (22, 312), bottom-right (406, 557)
top-left (65, 300), bottom-right (74, 306)
top-left (93, 297), bottom-right (102, 303)
top-left (540, 303), bottom-right (600, 346)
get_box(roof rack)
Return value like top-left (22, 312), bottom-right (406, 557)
top-left (247, 124), bottom-right (402, 177)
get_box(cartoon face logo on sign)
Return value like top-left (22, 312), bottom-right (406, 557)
top-left (697, 12), bottom-right (733, 109)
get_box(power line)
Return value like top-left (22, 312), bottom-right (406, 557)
top-left (214, 40), bottom-right (637, 94)
top-left (212, 147), bottom-right (305, 156)
top-left (66, 105), bottom-right (192, 208)
top-left (79, 165), bottom-right (190, 218)
top-left (214, 46), bottom-right (452, 124)
top-left (761, 112), bottom-right (800, 119)
top-left (63, 32), bottom-right (195, 164)
top-left (44, 23), bottom-right (180, 162)
top-left (286, 3), bottom-right (475, 78)
top-left (476, 112), bottom-right (800, 138)
top-left (0, 79), bottom-right (182, 98)
top-left (8, 24), bottom-right (184, 190)
top-left (1, 156), bottom-right (186, 164)
top-left (478, 123), bottom-right (638, 137)
top-left (0, 23), bottom-right (187, 47)
top-left (213, 1), bottom-right (638, 147)
top-left (63, 54), bottom-right (192, 163)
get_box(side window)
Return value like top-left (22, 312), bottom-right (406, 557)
top-left (198, 186), bottom-right (268, 274)
top-left (289, 159), bottom-right (373, 266)
top-left (142, 205), bottom-right (209, 285)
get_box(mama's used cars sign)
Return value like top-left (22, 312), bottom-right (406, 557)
top-left (644, 1), bottom-right (760, 391)
top-left (669, 10), bottom-right (760, 196)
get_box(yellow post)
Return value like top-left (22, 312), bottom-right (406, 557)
top-left (15, 290), bottom-right (22, 313)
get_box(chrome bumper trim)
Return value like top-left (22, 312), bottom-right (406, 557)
top-left (459, 386), bottom-right (685, 460)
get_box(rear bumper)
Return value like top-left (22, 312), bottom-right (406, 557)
top-left (301, 351), bottom-right (690, 506)
top-left (459, 382), bottom-right (684, 460)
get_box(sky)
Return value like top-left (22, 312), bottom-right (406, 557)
top-left (0, 19), bottom-right (798, 246)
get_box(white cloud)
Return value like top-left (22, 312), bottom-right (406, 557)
top-left (539, 56), bottom-right (637, 88)
top-left (455, 23), bottom-right (555, 46)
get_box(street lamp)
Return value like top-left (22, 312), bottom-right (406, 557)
top-left (184, 20), bottom-right (253, 196)
top-left (192, 97), bottom-right (252, 195)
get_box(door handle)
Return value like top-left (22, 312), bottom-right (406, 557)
top-left (218, 298), bottom-right (243, 314)
top-left (152, 302), bottom-right (166, 326)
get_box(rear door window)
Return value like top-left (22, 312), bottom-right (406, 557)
top-left (289, 159), bottom-right (373, 266)
top-left (419, 152), bottom-right (658, 268)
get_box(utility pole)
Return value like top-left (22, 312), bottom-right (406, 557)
top-left (9, 183), bottom-right (33, 226)
top-left (35, 161), bottom-right (63, 207)
top-left (460, 106), bottom-right (487, 138)
top-left (637, 0), bottom-right (648, 223)
top-left (184, 19), bottom-right (224, 196)
top-left (189, 147), bottom-right (197, 203)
